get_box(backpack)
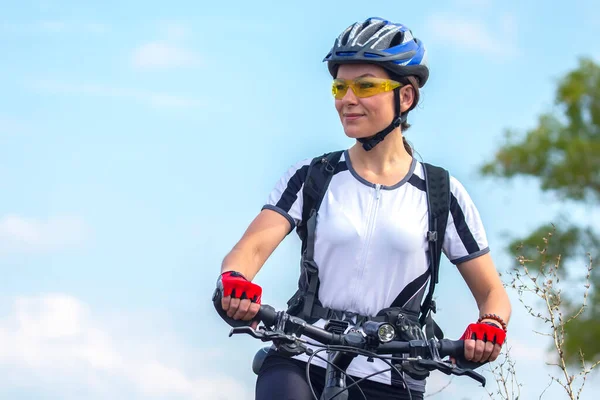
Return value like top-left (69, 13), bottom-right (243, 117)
top-left (285, 150), bottom-right (451, 340)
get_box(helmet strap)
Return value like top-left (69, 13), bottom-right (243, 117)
top-left (357, 87), bottom-right (405, 151)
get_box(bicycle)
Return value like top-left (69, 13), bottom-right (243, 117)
top-left (218, 299), bottom-right (488, 400)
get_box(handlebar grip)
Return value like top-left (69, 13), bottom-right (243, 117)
top-left (438, 339), bottom-right (464, 357)
top-left (212, 288), bottom-right (256, 328)
top-left (438, 339), bottom-right (488, 370)
top-left (257, 305), bottom-right (277, 326)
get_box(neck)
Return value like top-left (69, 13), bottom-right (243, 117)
top-left (349, 128), bottom-right (412, 175)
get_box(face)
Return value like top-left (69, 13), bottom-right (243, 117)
top-left (334, 64), bottom-right (414, 139)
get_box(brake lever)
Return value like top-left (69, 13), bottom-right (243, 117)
top-left (229, 326), bottom-right (265, 339)
top-left (454, 356), bottom-right (487, 371)
top-left (450, 365), bottom-right (486, 386)
top-left (416, 359), bottom-right (450, 374)
top-left (413, 358), bottom-right (486, 386)
top-left (229, 326), bottom-right (298, 344)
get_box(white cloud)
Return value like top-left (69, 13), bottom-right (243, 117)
top-left (0, 215), bottom-right (88, 254)
top-left (425, 12), bottom-right (517, 58)
top-left (29, 80), bottom-right (204, 108)
top-left (0, 294), bottom-right (251, 400)
top-left (131, 41), bottom-right (202, 69)
top-left (159, 21), bottom-right (191, 41)
top-left (131, 21), bottom-right (203, 70)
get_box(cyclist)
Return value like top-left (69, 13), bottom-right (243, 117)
top-left (213, 17), bottom-right (511, 400)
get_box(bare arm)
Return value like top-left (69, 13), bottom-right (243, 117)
top-left (217, 208), bottom-right (293, 324)
top-left (457, 252), bottom-right (512, 326)
top-left (221, 208), bottom-right (293, 281)
top-left (457, 252), bottom-right (511, 363)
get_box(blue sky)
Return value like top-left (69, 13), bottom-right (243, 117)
top-left (1, 0), bottom-right (599, 399)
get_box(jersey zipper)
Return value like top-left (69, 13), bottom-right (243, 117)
top-left (352, 184), bottom-right (382, 311)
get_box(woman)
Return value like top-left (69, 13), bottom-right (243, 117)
top-left (213, 17), bottom-right (511, 399)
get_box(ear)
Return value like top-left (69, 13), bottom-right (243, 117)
top-left (399, 85), bottom-right (416, 113)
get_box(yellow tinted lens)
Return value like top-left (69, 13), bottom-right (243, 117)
top-left (332, 78), bottom-right (401, 99)
top-left (353, 78), bottom-right (382, 97)
top-left (332, 79), bottom-right (348, 99)
top-left (354, 77), bottom-right (401, 97)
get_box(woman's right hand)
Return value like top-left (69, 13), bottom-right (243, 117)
top-left (213, 271), bottom-right (262, 328)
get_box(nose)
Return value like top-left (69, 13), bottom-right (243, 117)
top-left (340, 85), bottom-right (358, 105)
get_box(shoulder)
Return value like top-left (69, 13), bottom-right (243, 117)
top-left (277, 156), bottom-right (314, 182)
top-left (413, 160), bottom-right (472, 197)
top-left (281, 150), bottom-right (346, 179)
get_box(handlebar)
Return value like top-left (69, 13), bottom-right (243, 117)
top-left (256, 304), bottom-right (464, 356)
top-left (223, 303), bottom-right (487, 386)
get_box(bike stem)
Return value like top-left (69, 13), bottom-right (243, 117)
top-left (321, 351), bottom-right (357, 400)
top-left (320, 319), bottom-right (358, 400)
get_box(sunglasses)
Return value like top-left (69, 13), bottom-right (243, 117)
top-left (331, 77), bottom-right (402, 100)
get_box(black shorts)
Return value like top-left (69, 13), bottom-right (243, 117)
top-left (255, 350), bottom-right (424, 400)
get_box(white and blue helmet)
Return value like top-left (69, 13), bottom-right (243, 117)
top-left (323, 17), bottom-right (429, 87)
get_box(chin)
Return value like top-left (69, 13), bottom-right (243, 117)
top-left (343, 126), bottom-right (374, 140)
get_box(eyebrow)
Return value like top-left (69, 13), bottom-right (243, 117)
top-left (337, 73), bottom-right (376, 79)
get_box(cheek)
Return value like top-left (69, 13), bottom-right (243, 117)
top-left (364, 97), bottom-right (392, 117)
top-left (359, 98), bottom-right (378, 115)
top-left (334, 100), bottom-right (343, 114)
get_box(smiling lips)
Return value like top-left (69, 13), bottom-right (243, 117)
top-left (343, 113), bottom-right (365, 121)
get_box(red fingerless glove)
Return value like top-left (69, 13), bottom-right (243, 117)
top-left (218, 271), bottom-right (262, 303)
top-left (460, 322), bottom-right (506, 346)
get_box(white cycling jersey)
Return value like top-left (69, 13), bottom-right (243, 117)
top-left (262, 149), bottom-right (489, 392)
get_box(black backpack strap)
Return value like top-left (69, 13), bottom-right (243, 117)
top-left (291, 150), bottom-right (344, 321)
top-left (297, 150), bottom-right (344, 249)
top-left (419, 162), bottom-right (451, 339)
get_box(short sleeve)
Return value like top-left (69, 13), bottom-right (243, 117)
top-left (442, 175), bottom-right (490, 264)
top-left (261, 158), bottom-right (311, 233)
